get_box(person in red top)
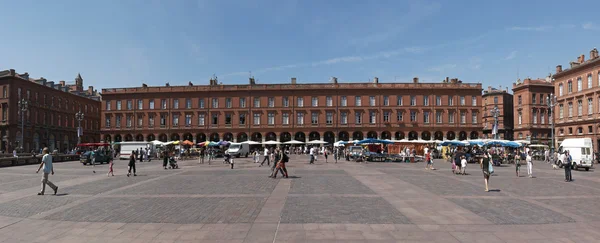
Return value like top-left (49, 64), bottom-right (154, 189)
top-left (425, 151), bottom-right (435, 170)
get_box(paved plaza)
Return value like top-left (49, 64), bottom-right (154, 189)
top-left (0, 156), bottom-right (599, 243)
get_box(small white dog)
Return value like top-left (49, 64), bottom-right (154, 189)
top-left (552, 164), bottom-right (560, 170)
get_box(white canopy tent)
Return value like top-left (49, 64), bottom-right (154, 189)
top-left (307, 140), bottom-right (328, 144)
top-left (241, 141), bottom-right (261, 145)
top-left (283, 140), bottom-right (304, 144)
top-left (333, 141), bottom-right (347, 147)
top-left (262, 140), bottom-right (281, 145)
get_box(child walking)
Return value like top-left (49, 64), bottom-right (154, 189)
top-left (107, 157), bottom-right (114, 177)
top-left (254, 150), bottom-right (260, 163)
top-left (460, 156), bottom-right (467, 175)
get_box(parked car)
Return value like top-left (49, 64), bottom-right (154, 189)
top-left (80, 151), bottom-right (112, 165)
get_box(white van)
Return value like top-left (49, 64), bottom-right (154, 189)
top-left (558, 138), bottom-right (594, 171)
top-left (226, 143), bottom-right (249, 158)
top-left (118, 141), bottom-right (152, 160)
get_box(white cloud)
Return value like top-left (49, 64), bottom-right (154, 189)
top-left (583, 22), bottom-right (599, 30)
top-left (505, 51), bottom-right (517, 60)
top-left (312, 56), bottom-right (363, 66)
top-left (427, 64), bottom-right (457, 72)
top-left (507, 26), bottom-right (553, 31)
top-left (222, 46), bottom-right (427, 78)
top-left (559, 24), bottom-right (577, 29)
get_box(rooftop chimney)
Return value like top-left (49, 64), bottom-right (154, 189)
top-left (249, 77), bottom-right (255, 85)
top-left (142, 83), bottom-right (148, 88)
top-left (556, 65), bottom-right (562, 73)
top-left (591, 48), bottom-right (599, 60)
top-left (166, 82), bottom-right (170, 87)
top-left (413, 77), bottom-right (419, 83)
top-left (291, 77), bottom-right (296, 84)
top-left (19, 72), bottom-right (29, 80)
top-left (570, 61), bottom-right (580, 68)
top-left (188, 81), bottom-right (193, 86)
top-left (578, 54), bottom-right (585, 63)
top-left (445, 77), bottom-right (449, 83)
top-left (9, 69), bottom-right (15, 76)
top-left (373, 77), bottom-right (379, 84)
top-left (88, 86), bottom-right (94, 95)
top-left (59, 81), bottom-right (65, 86)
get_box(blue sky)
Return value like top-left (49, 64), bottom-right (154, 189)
top-left (1, 0), bottom-right (599, 91)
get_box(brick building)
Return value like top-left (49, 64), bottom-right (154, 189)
top-left (482, 86), bottom-right (514, 140)
top-left (553, 48), bottom-right (600, 150)
top-left (0, 69), bottom-right (101, 153)
top-left (100, 77), bottom-right (483, 145)
top-left (512, 77), bottom-right (554, 144)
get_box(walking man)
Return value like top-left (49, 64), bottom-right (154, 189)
top-left (36, 148), bottom-right (58, 195)
top-left (309, 146), bottom-right (315, 164)
top-left (333, 147), bottom-right (338, 163)
top-left (526, 151), bottom-right (533, 178)
top-left (260, 147), bottom-right (270, 166)
top-left (563, 150), bottom-right (573, 182)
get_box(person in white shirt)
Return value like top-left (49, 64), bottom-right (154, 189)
top-left (309, 146), bottom-right (315, 164)
top-left (461, 156), bottom-right (467, 175)
top-left (35, 147), bottom-right (58, 195)
top-left (260, 147), bottom-right (270, 166)
top-left (526, 151), bottom-right (533, 178)
top-left (424, 146), bottom-right (429, 156)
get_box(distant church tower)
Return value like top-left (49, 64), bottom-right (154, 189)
top-left (75, 73), bottom-right (84, 91)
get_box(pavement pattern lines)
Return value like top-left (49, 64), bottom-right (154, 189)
top-left (0, 156), bottom-right (597, 242)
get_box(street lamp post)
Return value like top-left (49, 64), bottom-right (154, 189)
top-left (546, 93), bottom-right (557, 153)
top-left (491, 105), bottom-right (500, 140)
top-left (18, 99), bottom-right (29, 152)
top-left (75, 110), bottom-right (84, 145)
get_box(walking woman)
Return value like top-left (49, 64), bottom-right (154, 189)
top-left (480, 152), bottom-right (491, 192)
top-left (163, 150), bottom-right (169, 169)
top-left (199, 148), bottom-right (205, 164)
top-left (127, 153), bottom-right (137, 177)
top-left (107, 157), bottom-right (114, 177)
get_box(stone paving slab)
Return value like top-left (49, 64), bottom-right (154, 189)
top-left (63, 175), bottom-right (159, 195)
top-left (112, 175), bottom-right (279, 195)
top-left (378, 168), bottom-right (437, 177)
top-left (179, 170), bottom-right (268, 176)
top-left (447, 198), bottom-right (575, 225)
top-left (0, 175), bottom-right (81, 193)
top-left (399, 172), bottom-right (503, 196)
top-left (281, 196), bottom-right (411, 224)
top-left (44, 197), bottom-right (267, 224)
top-left (0, 195), bottom-right (84, 217)
top-left (493, 177), bottom-right (600, 197)
top-left (289, 175), bottom-right (376, 195)
top-left (538, 198), bottom-right (600, 222)
top-left (290, 169), bottom-right (349, 175)
top-left (0, 174), bottom-right (38, 184)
